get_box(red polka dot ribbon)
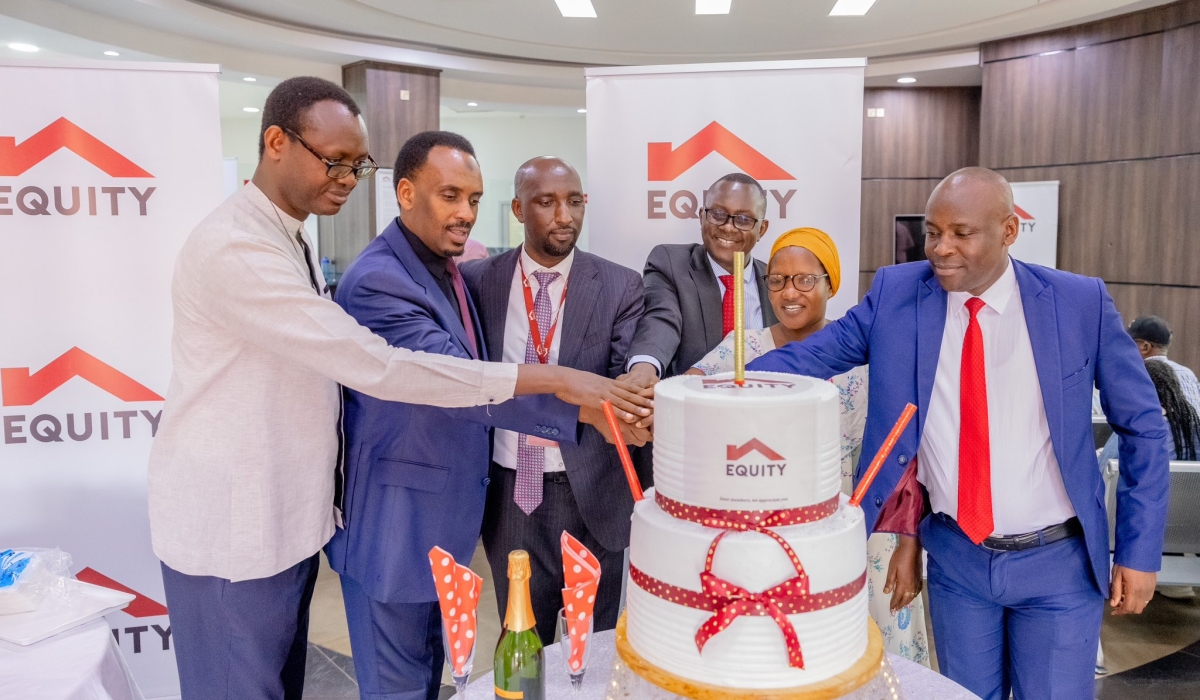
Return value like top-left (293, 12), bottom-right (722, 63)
top-left (629, 565), bottom-right (866, 670)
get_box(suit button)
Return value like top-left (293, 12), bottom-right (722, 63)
top-left (482, 477), bottom-right (491, 487)
top-left (874, 496), bottom-right (883, 508)
top-left (550, 428), bottom-right (559, 436)
top-left (897, 454), bottom-right (909, 466)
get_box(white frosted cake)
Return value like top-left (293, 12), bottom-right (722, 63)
top-left (624, 371), bottom-right (869, 690)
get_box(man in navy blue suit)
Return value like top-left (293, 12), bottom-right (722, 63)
top-left (326, 132), bottom-right (648, 700)
top-left (750, 168), bottom-right (1168, 700)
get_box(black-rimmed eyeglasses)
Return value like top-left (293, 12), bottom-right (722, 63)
top-left (284, 128), bottom-right (378, 180)
top-left (700, 207), bottom-right (761, 232)
top-left (762, 273), bottom-right (829, 293)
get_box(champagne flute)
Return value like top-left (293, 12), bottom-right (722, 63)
top-left (443, 619), bottom-right (476, 697)
top-left (557, 607), bottom-right (593, 693)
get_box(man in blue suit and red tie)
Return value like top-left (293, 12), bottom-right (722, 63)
top-left (326, 131), bottom-right (649, 700)
top-left (750, 167), bottom-right (1169, 700)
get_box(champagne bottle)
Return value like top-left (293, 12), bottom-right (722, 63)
top-left (494, 550), bottom-right (545, 700)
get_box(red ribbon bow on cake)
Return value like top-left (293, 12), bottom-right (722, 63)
top-left (695, 570), bottom-right (809, 669)
top-left (561, 532), bottom-right (600, 673)
top-left (428, 546), bottom-right (482, 677)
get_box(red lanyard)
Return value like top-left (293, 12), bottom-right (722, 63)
top-left (519, 259), bottom-right (569, 364)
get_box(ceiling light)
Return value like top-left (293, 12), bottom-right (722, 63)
top-left (696, 0), bottom-right (732, 14)
top-left (829, 0), bottom-right (877, 16)
top-left (467, 102), bottom-right (478, 107)
top-left (577, 108), bottom-right (587, 114)
top-left (8, 43), bottom-right (39, 52)
top-left (897, 77), bottom-right (916, 84)
top-left (555, 0), bottom-right (597, 18)
top-left (104, 50), bottom-right (120, 57)
top-left (1039, 50), bottom-right (1064, 56)
top-left (243, 76), bottom-right (257, 82)
top-left (243, 107), bottom-right (260, 113)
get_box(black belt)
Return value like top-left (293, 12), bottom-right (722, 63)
top-left (980, 518), bottom-right (1082, 552)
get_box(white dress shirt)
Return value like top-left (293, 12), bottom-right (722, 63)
top-left (494, 246), bottom-right (574, 473)
top-left (916, 258), bottom-right (1076, 536)
top-left (627, 253), bottom-right (762, 376)
top-left (148, 183), bottom-right (517, 582)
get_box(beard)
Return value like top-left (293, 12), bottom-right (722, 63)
top-left (539, 229), bottom-right (578, 259)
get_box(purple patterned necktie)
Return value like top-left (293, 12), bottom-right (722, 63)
top-left (514, 269), bottom-right (561, 515)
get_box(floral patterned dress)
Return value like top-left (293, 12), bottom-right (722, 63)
top-left (693, 328), bottom-right (930, 666)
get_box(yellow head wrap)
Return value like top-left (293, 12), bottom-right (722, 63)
top-left (769, 227), bottom-right (841, 296)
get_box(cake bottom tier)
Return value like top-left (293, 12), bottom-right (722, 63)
top-left (626, 490), bottom-right (868, 689)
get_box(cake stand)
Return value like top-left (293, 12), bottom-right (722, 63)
top-left (610, 614), bottom-right (901, 700)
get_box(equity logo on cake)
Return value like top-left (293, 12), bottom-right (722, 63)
top-left (725, 438), bottom-right (787, 478)
top-left (701, 377), bottom-right (795, 390)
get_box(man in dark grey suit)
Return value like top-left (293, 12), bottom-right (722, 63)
top-left (622, 172), bottom-right (776, 386)
top-left (462, 156), bottom-right (649, 644)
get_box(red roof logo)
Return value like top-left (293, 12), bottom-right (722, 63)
top-left (701, 377), bottom-right (795, 389)
top-left (1, 347), bottom-right (163, 406)
top-left (76, 568), bottom-right (168, 618)
top-left (726, 438), bottom-right (785, 461)
top-left (0, 118), bottom-right (153, 178)
top-left (1014, 204), bottom-right (1034, 221)
top-left (648, 122), bottom-right (793, 181)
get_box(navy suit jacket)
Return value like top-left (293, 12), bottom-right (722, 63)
top-left (749, 259), bottom-right (1170, 591)
top-left (461, 248), bottom-right (649, 551)
top-left (325, 220), bottom-right (580, 604)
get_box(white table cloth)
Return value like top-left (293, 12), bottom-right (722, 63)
top-left (0, 618), bottom-right (144, 700)
top-left (465, 629), bottom-right (979, 699)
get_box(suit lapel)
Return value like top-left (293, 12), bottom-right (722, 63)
top-left (689, 244), bottom-right (725, 350)
top-left (753, 257), bottom-right (778, 326)
top-left (558, 253), bottom-right (600, 368)
top-left (916, 273), bottom-right (948, 437)
top-left (480, 250), bottom-right (519, 361)
top-left (1014, 261), bottom-right (1065, 468)
top-left (381, 222), bottom-right (473, 358)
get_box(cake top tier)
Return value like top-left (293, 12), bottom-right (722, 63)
top-left (652, 371), bottom-right (842, 511)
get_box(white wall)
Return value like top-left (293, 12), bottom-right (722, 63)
top-left (440, 113), bottom-right (589, 251)
top-left (220, 117), bottom-right (260, 184)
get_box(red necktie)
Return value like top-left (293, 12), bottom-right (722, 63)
top-left (445, 258), bottom-right (479, 359)
top-left (719, 274), bottom-right (736, 337)
top-left (958, 297), bottom-right (993, 544)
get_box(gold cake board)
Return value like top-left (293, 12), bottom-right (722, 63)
top-left (614, 614), bottom-right (884, 700)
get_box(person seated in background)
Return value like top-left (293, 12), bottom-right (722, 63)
top-left (1128, 316), bottom-right (1200, 415)
top-left (685, 228), bottom-right (930, 666)
top-left (1100, 358), bottom-right (1200, 466)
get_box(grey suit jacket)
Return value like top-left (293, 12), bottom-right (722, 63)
top-left (627, 242), bottom-right (776, 378)
top-left (461, 248), bottom-right (649, 551)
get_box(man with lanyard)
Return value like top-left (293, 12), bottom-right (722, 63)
top-left (463, 156), bottom-right (649, 644)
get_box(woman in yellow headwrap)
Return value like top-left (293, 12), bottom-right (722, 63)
top-left (687, 228), bottom-right (931, 666)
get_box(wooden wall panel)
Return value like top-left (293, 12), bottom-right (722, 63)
top-left (980, 0), bottom-right (1200, 62)
top-left (859, 87), bottom-right (980, 279)
top-left (1106, 283), bottom-right (1200, 372)
top-left (980, 33), bottom-right (1164, 168)
top-left (862, 88), bottom-right (980, 179)
top-left (319, 61), bottom-right (440, 275)
top-left (859, 179), bottom-right (940, 271)
top-left (1159, 22), bottom-right (1200, 155)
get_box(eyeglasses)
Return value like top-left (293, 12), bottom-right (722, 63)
top-left (284, 128), bottom-right (378, 180)
top-left (762, 273), bottom-right (829, 292)
top-left (700, 208), bottom-right (761, 232)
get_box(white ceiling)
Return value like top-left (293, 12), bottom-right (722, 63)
top-left (0, 0), bottom-right (1175, 106)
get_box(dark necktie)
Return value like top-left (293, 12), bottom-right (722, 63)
top-left (958, 297), bottom-right (993, 544)
top-left (444, 258), bottom-right (479, 360)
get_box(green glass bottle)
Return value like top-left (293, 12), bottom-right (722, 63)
top-left (493, 550), bottom-right (545, 700)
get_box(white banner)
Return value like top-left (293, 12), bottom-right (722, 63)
top-left (1010, 180), bottom-right (1059, 269)
top-left (585, 60), bottom-right (865, 318)
top-left (0, 60), bottom-right (222, 698)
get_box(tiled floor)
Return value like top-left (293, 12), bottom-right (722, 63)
top-left (305, 550), bottom-right (1200, 699)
